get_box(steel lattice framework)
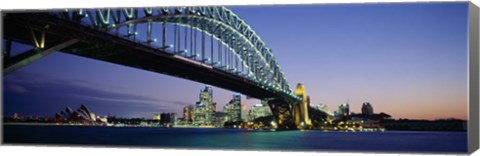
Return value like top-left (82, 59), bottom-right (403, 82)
top-left (50, 7), bottom-right (297, 99)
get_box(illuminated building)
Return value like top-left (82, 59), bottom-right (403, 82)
top-left (194, 101), bottom-right (206, 125)
top-left (241, 103), bottom-right (248, 120)
top-left (153, 114), bottom-right (161, 121)
top-left (223, 93), bottom-right (242, 122)
top-left (195, 85), bottom-right (216, 126)
top-left (183, 105), bottom-right (194, 123)
top-left (334, 103), bottom-right (350, 120)
top-left (361, 102), bottom-right (374, 115)
top-left (248, 103), bottom-right (272, 121)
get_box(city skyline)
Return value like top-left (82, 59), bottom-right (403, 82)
top-left (3, 2), bottom-right (468, 120)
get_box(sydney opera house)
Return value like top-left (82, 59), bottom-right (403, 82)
top-left (54, 104), bottom-right (98, 124)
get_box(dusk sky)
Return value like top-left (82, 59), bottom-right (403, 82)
top-left (3, 2), bottom-right (468, 120)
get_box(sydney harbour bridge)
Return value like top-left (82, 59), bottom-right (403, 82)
top-left (2, 7), bottom-right (315, 130)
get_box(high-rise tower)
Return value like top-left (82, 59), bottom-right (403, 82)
top-left (183, 105), bottom-right (194, 123)
top-left (197, 85), bottom-right (216, 126)
top-left (223, 93), bottom-right (242, 122)
top-left (361, 102), bottom-right (374, 115)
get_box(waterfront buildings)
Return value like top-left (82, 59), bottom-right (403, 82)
top-left (223, 93), bottom-right (242, 122)
top-left (350, 102), bottom-right (389, 131)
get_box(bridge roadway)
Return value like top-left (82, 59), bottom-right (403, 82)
top-left (3, 13), bottom-right (300, 104)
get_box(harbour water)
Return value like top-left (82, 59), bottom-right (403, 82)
top-left (3, 125), bottom-right (467, 154)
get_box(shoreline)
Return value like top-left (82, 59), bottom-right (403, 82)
top-left (2, 122), bottom-right (467, 132)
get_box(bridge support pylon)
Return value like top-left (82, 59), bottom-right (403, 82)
top-left (293, 83), bottom-right (312, 129)
top-left (266, 99), bottom-right (296, 130)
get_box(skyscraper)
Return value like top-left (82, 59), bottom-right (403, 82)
top-left (195, 85), bottom-right (216, 126)
top-left (361, 102), bottom-right (374, 115)
top-left (183, 105), bottom-right (194, 123)
top-left (194, 101), bottom-right (206, 125)
top-left (223, 93), bottom-right (242, 122)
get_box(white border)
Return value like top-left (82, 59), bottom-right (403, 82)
top-left (1, 0), bottom-right (478, 156)
top-left (0, 0), bottom-right (471, 10)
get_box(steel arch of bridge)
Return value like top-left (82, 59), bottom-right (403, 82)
top-left (52, 7), bottom-right (296, 98)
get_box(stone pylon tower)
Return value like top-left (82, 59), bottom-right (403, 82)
top-left (294, 83), bottom-right (312, 129)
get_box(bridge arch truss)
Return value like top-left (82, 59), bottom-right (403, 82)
top-left (52, 7), bottom-right (296, 98)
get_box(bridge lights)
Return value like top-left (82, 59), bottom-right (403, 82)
top-left (179, 49), bottom-right (187, 54)
top-left (160, 44), bottom-right (174, 50)
top-left (134, 32), bottom-right (138, 35)
top-left (153, 38), bottom-right (157, 42)
top-left (271, 121), bottom-right (276, 127)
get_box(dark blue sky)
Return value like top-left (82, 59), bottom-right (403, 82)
top-left (3, 2), bottom-right (469, 120)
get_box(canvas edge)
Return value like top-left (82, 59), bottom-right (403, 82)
top-left (469, 1), bottom-right (480, 154)
top-left (0, 9), bottom-right (5, 146)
